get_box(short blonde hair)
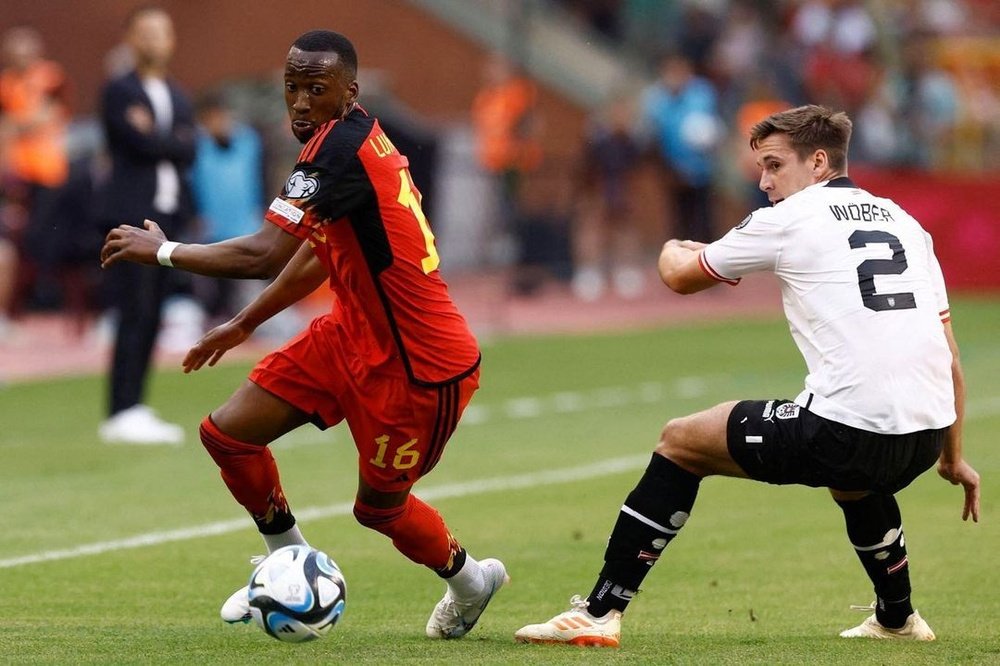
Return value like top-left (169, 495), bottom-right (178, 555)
top-left (750, 105), bottom-right (852, 171)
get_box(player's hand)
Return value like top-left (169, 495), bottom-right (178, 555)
top-left (182, 320), bottom-right (252, 373)
top-left (100, 219), bottom-right (168, 268)
top-left (937, 458), bottom-right (980, 522)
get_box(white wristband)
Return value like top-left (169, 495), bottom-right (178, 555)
top-left (156, 241), bottom-right (181, 267)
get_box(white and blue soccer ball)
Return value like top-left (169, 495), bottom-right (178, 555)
top-left (247, 544), bottom-right (346, 643)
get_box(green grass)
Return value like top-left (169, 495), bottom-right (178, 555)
top-left (1, 298), bottom-right (998, 664)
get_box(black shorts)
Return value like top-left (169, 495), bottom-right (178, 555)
top-left (726, 399), bottom-right (945, 494)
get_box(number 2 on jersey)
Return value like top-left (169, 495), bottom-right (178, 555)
top-left (848, 230), bottom-right (916, 312)
top-left (397, 168), bottom-right (440, 274)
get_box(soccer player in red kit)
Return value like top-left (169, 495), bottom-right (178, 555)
top-left (101, 30), bottom-right (507, 639)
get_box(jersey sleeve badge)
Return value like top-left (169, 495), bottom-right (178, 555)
top-left (268, 197), bottom-right (305, 224)
top-left (284, 170), bottom-right (320, 199)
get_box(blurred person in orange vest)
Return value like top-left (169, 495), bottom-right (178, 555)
top-left (472, 54), bottom-right (542, 175)
top-left (0, 26), bottom-right (69, 190)
top-left (0, 25), bottom-right (70, 332)
top-left (471, 54), bottom-right (542, 253)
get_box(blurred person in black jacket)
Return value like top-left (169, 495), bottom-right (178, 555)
top-left (96, 5), bottom-right (194, 445)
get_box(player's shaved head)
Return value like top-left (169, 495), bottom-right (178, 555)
top-left (292, 30), bottom-right (357, 78)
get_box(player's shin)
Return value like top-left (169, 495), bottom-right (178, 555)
top-left (836, 493), bottom-right (913, 628)
top-left (588, 453), bottom-right (701, 617)
top-left (353, 495), bottom-right (489, 597)
top-left (356, 495), bottom-right (464, 565)
top-left (200, 416), bottom-right (296, 536)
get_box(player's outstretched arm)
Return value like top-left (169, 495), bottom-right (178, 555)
top-left (182, 319), bottom-right (254, 373)
top-left (101, 219), bottom-right (302, 280)
top-left (936, 321), bottom-right (980, 522)
top-left (183, 243), bottom-right (327, 373)
top-left (658, 239), bottom-right (717, 294)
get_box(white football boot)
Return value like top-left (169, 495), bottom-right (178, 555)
top-left (425, 558), bottom-right (508, 639)
top-left (220, 585), bottom-right (251, 624)
top-left (514, 595), bottom-right (622, 647)
top-left (219, 555), bottom-right (265, 624)
top-left (840, 609), bottom-right (936, 641)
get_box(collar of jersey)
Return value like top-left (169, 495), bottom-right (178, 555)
top-left (823, 176), bottom-right (856, 188)
top-left (775, 177), bottom-right (856, 207)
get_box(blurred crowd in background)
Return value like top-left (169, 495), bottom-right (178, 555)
top-left (0, 0), bottom-right (997, 345)
top-left (546, 0), bottom-right (998, 299)
top-left (559, 0), bottom-right (998, 170)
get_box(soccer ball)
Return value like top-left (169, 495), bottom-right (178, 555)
top-left (247, 544), bottom-right (346, 643)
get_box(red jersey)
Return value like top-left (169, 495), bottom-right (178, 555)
top-left (264, 106), bottom-right (479, 386)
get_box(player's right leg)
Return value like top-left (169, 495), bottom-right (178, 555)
top-left (200, 379), bottom-right (313, 623)
top-left (832, 489), bottom-right (935, 640)
top-left (515, 401), bottom-right (740, 647)
top-left (826, 427), bottom-right (943, 640)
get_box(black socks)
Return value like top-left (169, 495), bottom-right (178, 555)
top-left (587, 453), bottom-right (701, 617)
top-left (583, 456), bottom-right (916, 626)
top-left (837, 493), bottom-right (913, 628)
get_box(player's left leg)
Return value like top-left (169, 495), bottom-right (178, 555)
top-left (516, 400), bottom-right (742, 646)
top-left (353, 481), bottom-right (508, 639)
top-left (350, 368), bottom-right (507, 638)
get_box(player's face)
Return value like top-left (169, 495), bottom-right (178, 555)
top-left (754, 133), bottom-right (820, 205)
top-left (284, 48), bottom-right (359, 144)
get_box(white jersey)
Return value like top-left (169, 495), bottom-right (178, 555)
top-left (700, 177), bottom-right (955, 434)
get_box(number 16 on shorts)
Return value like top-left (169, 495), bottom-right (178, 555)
top-left (369, 435), bottom-right (420, 470)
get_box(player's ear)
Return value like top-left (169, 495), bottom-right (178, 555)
top-left (812, 149), bottom-right (828, 172)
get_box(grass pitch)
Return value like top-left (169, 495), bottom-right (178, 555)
top-left (1, 298), bottom-right (997, 664)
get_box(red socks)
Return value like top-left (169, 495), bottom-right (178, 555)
top-left (201, 415), bottom-right (461, 570)
top-left (354, 495), bottom-right (462, 572)
top-left (199, 416), bottom-right (295, 534)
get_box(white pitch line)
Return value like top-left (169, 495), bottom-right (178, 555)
top-left (0, 454), bottom-right (649, 570)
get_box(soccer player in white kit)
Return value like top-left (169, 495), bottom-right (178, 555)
top-left (515, 105), bottom-right (980, 646)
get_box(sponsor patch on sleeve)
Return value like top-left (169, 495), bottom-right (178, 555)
top-left (735, 213), bottom-right (752, 230)
top-left (268, 197), bottom-right (305, 224)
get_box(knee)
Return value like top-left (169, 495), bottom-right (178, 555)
top-left (655, 416), bottom-right (707, 474)
top-left (655, 416), bottom-right (689, 459)
top-left (353, 500), bottom-right (406, 536)
top-left (200, 415), bottom-right (223, 454)
top-left (200, 415), bottom-right (265, 464)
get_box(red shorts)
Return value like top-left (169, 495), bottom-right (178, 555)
top-left (248, 316), bottom-right (480, 493)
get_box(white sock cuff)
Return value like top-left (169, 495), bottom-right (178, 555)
top-left (262, 525), bottom-right (308, 553)
top-left (446, 553), bottom-right (484, 599)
